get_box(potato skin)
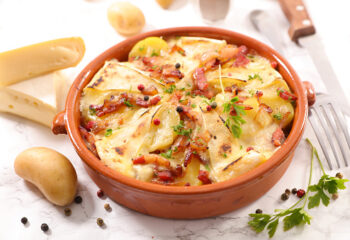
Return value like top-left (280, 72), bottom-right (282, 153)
top-left (14, 147), bottom-right (77, 206)
top-left (156, 0), bottom-right (174, 9)
top-left (107, 2), bottom-right (145, 36)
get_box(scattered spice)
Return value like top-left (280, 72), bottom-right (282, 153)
top-left (74, 196), bottom-right (83, 204)
top-left (153, 118), bottom-right (161, 125)
top-left (104, 203), bottom-right (112, 211)
top-left (296, 189), bottom-right (305, 198)
top-left (41, 223), bottom-right (49, 232)
top-left (210, 102), bottom-right (217, 109)
top-left (281, 193), bottom-right (289, 201)
top-left (137, 84), bottom-right (145, 91)
top-left (206, 105), bottom-right (212, 111)
top-left (255, 209), bottom-right (263, 214)
top-left (21, 217), bottom-right (28, 225)
top-left (291, 188), bottom-right (298, 195)
top-left (336, 172), bottom-right (343, 179)
top-left (144, 95), bottom-right (149, 101)
top-left (97, 189), bottom-right (104, 198)
top-left (64, 208), bottom-right (72, 216)
top-left (332, 193), bottom-right (339, 200)
top-left (176, 106), bottom-right (183, 113)
top-left (175, 63), bottom-right (181, 69)
top-left (246, 147), bottom-right (254, 152)
top-left (97, 218), bottom-right (104, 227)
top-left (285, 189), bottom-right (291, 195)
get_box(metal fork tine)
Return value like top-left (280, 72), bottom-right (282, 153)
top-left (320, 105), bottom-right (346, 167)
top-left (308, 108), bottom-right (333, 170)
top-left (314, 107), bottom-right (341, 168)
top-left (329, 103), bottom-right (350, 167)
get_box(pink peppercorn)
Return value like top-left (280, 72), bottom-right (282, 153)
top-left (137, 84), bottom-right (145, 91)
top-left (97, 189), bottom-right (104, 198)
top-left (153, 118), bottom-right (161, 125)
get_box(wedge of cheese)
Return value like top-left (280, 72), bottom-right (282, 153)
top-left (0, 37), bottom-right (85, 86)
top-left (0, 87), bottom-right (57, 127)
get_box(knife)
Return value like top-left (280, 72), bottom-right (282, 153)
top-left (251, 0), bottom-right (350, 116)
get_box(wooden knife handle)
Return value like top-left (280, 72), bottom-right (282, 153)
top-left (278, 0), bottom-right (316, 42)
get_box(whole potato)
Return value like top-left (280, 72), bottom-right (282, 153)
top-left (156, 0), bottom-right (174, 9)
top-left (14, 147), bottom-right (77, 206)
top-left (107, 2), bottom-right (145, 36)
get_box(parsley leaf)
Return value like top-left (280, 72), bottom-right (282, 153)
top-left (222, 97), bottom-right (246, 138)
top-left (267, 219), bottom-right (279, 238)
top-left (273, 113), bottom-right (282, 120)
top-left (160, 149), bottom-right (172, 159)
top-left (248, 73), bottom-right (263, 82)
top-left (172, 121), bottom-right (192, 138)
top-left (124, 99), bottom-right (133, 107)
top-left (164, 85), bottom-right (176, 94)
top-left (104, 129), bottom-right (113, 137)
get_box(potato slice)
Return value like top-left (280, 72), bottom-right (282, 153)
top-left (129, 37), bottom-right (169, 59)
top-left (146, 103), bottom-right (180, 152)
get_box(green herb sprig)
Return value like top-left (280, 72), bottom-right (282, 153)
top-left (160, 149), bottom-right (172, 159)
top-left (248, 138), bottom-right (348, 238)
top-left (172, 120), bottom-right (192, 138)
top-left (222, 97), bottom-right (246, 138)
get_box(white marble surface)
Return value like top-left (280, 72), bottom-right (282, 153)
top-left (1, 0), bottom-right (350, 239)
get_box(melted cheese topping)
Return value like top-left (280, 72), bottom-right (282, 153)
top-left (80, 36), bottom-right (296, 186)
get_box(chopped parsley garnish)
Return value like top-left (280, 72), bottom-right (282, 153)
top-left (205, 164), bottom-right (211, 172)
top-left (105, 129), bottom-right (113, 137)
top-left (191, 104), bottom-right (196, 108)
top-left (223, 153), bottom-right (227, 158)
top-left (164, 84), bottom-right (176, 94)
top-left (89, 108), bottom-right (96, 116)
top-left (151, 50), bottom-right (159, 57)
top-left (222, 96), bottom-right (246, 138)
top-left (124, 99), bottom-right (133, 107)
top-left (248, 73), bottom-right (263, 83)
top-left (172, 120), bottom-right (192, 138)
top-left (160, 149), bottom-right (172, 159)
top-left (152, 65), bottom-right (158, 70)
top-left (273, 113), bottom-right (282, 120)
top-left (138, 46), bottom-right (145, 52)
top-left (185, 91), bottom-right (191, 96)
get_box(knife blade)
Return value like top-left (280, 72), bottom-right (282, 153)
top-left (277, 0), bottom-right (350, 116)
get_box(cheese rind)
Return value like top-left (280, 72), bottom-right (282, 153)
top-left (0, 87), bottom-right (57, 127)
top-left (0, 37), bottom-right (85, 86)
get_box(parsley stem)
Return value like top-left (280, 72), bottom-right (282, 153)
top-left (301, 138), bottom-right (315, 209)
top-left (306, 138), bottom-right (326, 175)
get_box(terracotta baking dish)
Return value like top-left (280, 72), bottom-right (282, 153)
top-left (52, 27), bottom-right (315, 219)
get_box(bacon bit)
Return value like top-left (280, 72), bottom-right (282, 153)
top-left (137, 84), bottom-right (145, 91)
top-left (161, 64), bottom-right (184, 80)
top-left (246, 146), bottom-right (254, 152)
top-left (135, 98), bottom-right (149, 107)
top-left (277, 88), bottom-right (297, 101)
top-left (256, 90), bottom-right (263, 98)
top-left (184, 149), bottom-right (194, 167)
top-left (184, 182), bottom-right (191, 186)
top-left (142, 85), bottom-right (158, 95)
top-left (234, 54), bottom-right (250, 67)
top-left (272, 127), bottom-right (285, 147)
top-left (172, 135), bottom-right (188, 152)
top-left (133, 156), bottom-right (146, 164)
top-left (225, 86), bottom-right (233, 92)
top-left (171, 45), bottom-right (186, 56)
top-left (85, 121), bottom-right (96, 131)
top-left (192, 88), bottom-right (214, 99)
top-left (157, 170), bottom-right (174, 181)
top-left (150, 95), bottom-right (161, 105)
top-left (79, 126), bottom-right (98, 157)
top-left (219, 45), bottom-right (239, 62)
top-left (238, 45), bottom-right (249, 55)
top-left (198, 170), bottom-right (212, 184)
top-left (271, 61), bottom-right (278, 69)
top-left (259, 103), bottom-right (273, 113)
top-left (173, 164), bottom-right (183, 177)
top-left (244, 105), bottom-right (254, 110)
top-left (193, 67), bottom-right (208, 91)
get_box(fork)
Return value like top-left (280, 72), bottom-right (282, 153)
top-left (308, 93), bottom-right (350, 170)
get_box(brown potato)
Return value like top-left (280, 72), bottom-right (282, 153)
top-left (14, 147), bottom-right (77, 206)
top-left (107, 2), bottom-right (145, 36)
top-left (156, 0), bottom-right (174, 9)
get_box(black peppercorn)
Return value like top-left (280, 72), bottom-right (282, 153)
top-left (210, 102), bottom-right (217, 109)
top-left (144, 95), bottom-right (149, 101)
top-left (104, 203), bottom-right (112, 211)
top-left (176, 106), bottom-right (183, 113)
top-left (281, 193), bottom-right (289, 201)
top-left (285, 189), bottom-right (291, 195)
top-left (175, 63), bottom-right (181, 69)
top-left (255, 209), bottom-right (263, 214)
top-left (74, 196), bottom-right (82, 204)
top-left (41, 223), bottom-right (49, 232)
top-left (21, 217), bottom-right (28, 225)
top-left (64, 208), bottom-right (72, 216)
top-left (291, 188), bottom-right (298, 194)
top-left (97, 218), bottom-right (104, 227)
top-left (336, 172), bottom-right (343, 179)
top-left (332, 193), bottom-right (339, 200)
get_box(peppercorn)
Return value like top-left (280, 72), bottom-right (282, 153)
top-left (41, 223), bottom-right (49, 232)
top-left (176, 106), bottom-right (183, 113)
top-left (285, 189), bottom-right (291, 195)
top-left (21, 217), bottom-right (28, 225)
top-left (336, 172), bottom-right (343, 179)
top-left (74, 195), bottom-right (83, 204)
top-left (297, 189), bottom-right (305, 198)
top-left (97, 189), bottom-right (104, 198)
top-left (332, 193), bottom-right (339, 200)
top-left (255, 209), bottom-right (263, 214)
top-left (97, 218), bottom-right (104, 227)
top-left (175, 63), bottom-right (181, 69)
top-left (64, 208), bottom-right (72, 216)
top-left (137, 84), bottom-right (145, 91)
top-left (104, 203), bottom-right (111, 211)
top-left (210, 102), bottom-right (217, 109)
top-left (206, 105), bottom-right (212, 111)
top-left (153, 118), bottom-right (161, 125)
top-left (144, 95), bottom-right (149, 101)
top-left (291, 188), bottom-right (298, 194)
top-left (281, 193), bottom-right (289, 201)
